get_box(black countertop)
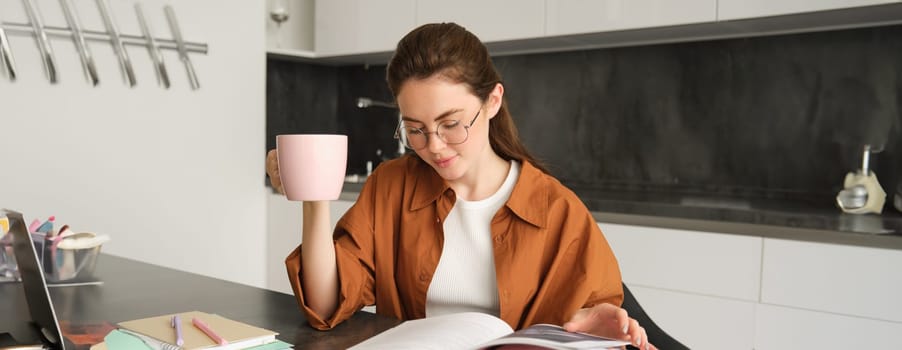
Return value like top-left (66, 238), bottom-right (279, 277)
top-left (575, 187), bottom-right (902, 250)
top-left (338, 181), bottom-right (902, 250)
top-left (1, 254), bottom-right (400, 349)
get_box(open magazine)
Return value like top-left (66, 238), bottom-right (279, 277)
top-left (349, 312), bottom-right (629, 350)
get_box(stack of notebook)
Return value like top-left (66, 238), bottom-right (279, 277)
top-left (92, 311), bottom-right (292, 350)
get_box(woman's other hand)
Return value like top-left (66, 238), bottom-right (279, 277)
top-left (266, 149), bottom-right (284, 194)
top-left (563, 303), bottom-right (657, 350)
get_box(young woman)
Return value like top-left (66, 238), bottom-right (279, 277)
top-left (267, 23), bottom-right (654, 350)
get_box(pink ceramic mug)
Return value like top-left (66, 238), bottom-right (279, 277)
top-left (276, 134), bottom-right (348, 201)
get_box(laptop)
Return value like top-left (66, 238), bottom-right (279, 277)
top-left (5, 209), bottom-right (68, 350)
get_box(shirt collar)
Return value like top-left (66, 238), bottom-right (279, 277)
top-left (409, 158), bottom-right (548, 228)
top-left (504, 161), bottom-right (547, 228)
top-left (410, 157), bottom-right (451, 211)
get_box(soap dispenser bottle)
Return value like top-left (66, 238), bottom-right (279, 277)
top-left (836, 144), bottom-right (886, 214)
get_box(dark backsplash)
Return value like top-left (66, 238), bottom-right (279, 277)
top-left (267, 25), bottom-right (902, 208)
top-left (267, 61), bottom-right (402, 177)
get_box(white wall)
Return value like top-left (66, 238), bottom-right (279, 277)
top-left (0, 0), bottom-right (267, 288)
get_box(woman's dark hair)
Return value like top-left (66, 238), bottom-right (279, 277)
top-left (386, 22), bottom-right (548, 174)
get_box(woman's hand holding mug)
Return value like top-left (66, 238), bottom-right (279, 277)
top-left (272, 134), bottom-right (348, 201)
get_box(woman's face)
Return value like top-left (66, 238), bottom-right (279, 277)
top-left (396, 75), bottom-right (500, 182)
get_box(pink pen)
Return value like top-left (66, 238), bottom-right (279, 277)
top-left (193, 317), bottom-right (227, 345)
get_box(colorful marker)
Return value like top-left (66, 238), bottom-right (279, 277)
top-left (171, 315), bottom-right (184, 346)
top-left (35, 216), bottom-right (55, 234)
top-left (193, 317), bottom-right (227, 345)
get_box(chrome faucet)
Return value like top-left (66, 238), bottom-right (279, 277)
top-left (356, 97), bottom-right (396, 109)
top-left (356, 97), bottom-right (405, 158)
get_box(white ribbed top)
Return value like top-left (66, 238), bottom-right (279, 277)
top-left (425, 161), bottom-right (521, 318)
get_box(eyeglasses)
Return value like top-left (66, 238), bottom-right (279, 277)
top-left (394, 109), bottom-right (481, 150)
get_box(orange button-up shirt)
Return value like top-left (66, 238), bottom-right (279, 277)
top-left (286, 155), bottom-right (623, 330)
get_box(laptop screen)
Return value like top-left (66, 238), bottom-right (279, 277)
top-left (6, 209), bottom-right (66, 350)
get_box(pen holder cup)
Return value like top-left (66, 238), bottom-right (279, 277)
top-left (42, 241), bottom-right (103, 283)
top-left (0, 234), bottom-right (103, 283)
top-left (0, 236), bottom-right (19, 282)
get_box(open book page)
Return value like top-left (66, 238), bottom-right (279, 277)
top-left (478, 324), bottom-right (629, 350)
top-left (349, 312), bottom-right (514, 350)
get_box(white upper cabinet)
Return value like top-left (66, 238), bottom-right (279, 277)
top-left (415, 0), bottom-right (545, 42)
top-left (718, 0), bottom-right (900, 21)
top-left (273, 0), bottom-right (902, 61)
top-left (546, 0), bottom-right (717, 36)
top-left (266, 0), bottom-right (315, 55)
top-left (315, 0), bottom-right (416, 56)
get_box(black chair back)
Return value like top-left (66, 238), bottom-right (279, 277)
top-left (621, 283), bottom-right (690, 350)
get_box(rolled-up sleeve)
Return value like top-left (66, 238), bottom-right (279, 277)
top-left (557, 194), bottom-right (623, 311)
top-left (580, 221), bottom-right (624, 309)
top-left (285, 173), bottom-right (380, 330)
top-left (547, 212), bottom-right (623, 325)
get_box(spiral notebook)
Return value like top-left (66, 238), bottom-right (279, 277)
top-left (116, 311), bottom-right (279, 350)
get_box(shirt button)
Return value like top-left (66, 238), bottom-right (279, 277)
top-left (419, 273), bottom-right (429, 282)
top-left (436, 217), bottom-right (440, 223)
top-left (494, 235), bottom-right (503, 243)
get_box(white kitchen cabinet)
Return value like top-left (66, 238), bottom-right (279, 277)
top-left (546, 0), bottom-right (717, 36)
top-left (600, 223), bottom-right (763, 301)
top-left (629, 285), bottom-right (756, 350)
top-left (755, 304), bottom-right (902, 349)
top-left (718, 0), bottom-right (900, 21)
top-left (265, 193), bottom-right (355, 294)
top-left (415, 0), bottom-right (544, 42)
top-left (601, 221), bottom-right (902, 349)
top-left (760, 238), bottom-right (902, 323)
top-left (601, 222), bottom-right (760, 349)
top-left (265, 0), bottom-right (315, 56)
top-left (271, 0), bottom-right (902, 62)
top-left (314, 0), bottom-right (416, 56)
